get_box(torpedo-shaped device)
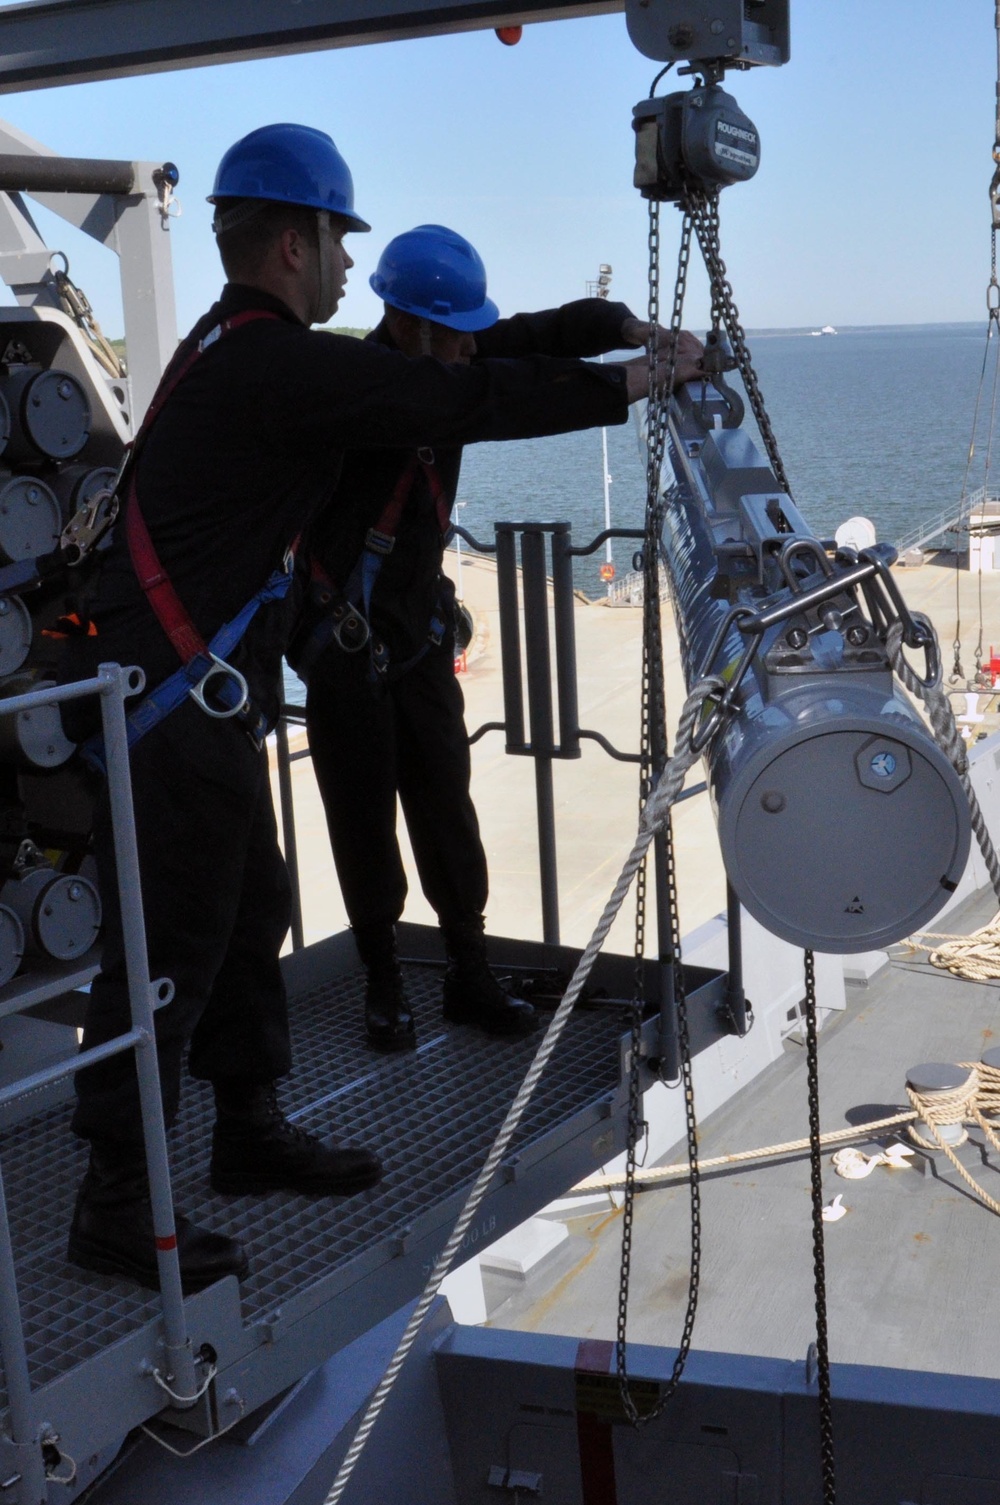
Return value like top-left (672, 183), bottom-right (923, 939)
top-left (661, 377), bottom-right (971, 953)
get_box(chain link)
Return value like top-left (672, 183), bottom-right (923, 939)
top-left (687, 190), bottom-right (790, 493)
top-left (804, 949), bottom-right (837, 1503)
top-left (617, 194), bottom-right (701, 1428)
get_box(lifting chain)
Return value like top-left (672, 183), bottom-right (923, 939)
top-left (51, 255), bottom-right (127, 381)
top-left (687, 189), bottom-right (790, 493)
top-left (617, 190), bottom-right (702, 1427)
top-left (804, 950), bottom-right (837, 1503)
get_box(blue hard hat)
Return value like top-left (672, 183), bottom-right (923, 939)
top-left (209, 123), bottom-right (370, 232)
top-left (370, 224), bottom-right (499, 332)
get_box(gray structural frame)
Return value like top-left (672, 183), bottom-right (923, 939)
top-left (0, 0), bottom-right (618, 93)
top-left (0, 117), bottom-right (177, 426)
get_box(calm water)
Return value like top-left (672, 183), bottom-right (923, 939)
top-left (459, 322), bottom-right (992, 596)
top-left (285, 323), bottom-right (994, 703)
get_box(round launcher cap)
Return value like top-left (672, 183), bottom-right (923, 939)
top-left (51, 464), bottom-right (116, 523)
top-left (0, 677), bottom-right (76, 769)
top-left (0, 475), bottom-right (61, 562)
top-left (0, 594), bottom-right (31, 678)
top-left (0, 903), bottom-right (24, 988)
top-left (719, 721), bottom-right (970, 953)
top-left (2, 869), bottom-right (101, 961)
top-left (2, 368), bottom-right (91, 462)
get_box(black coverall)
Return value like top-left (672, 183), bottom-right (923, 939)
top-left (63, 284), bottom-right (630, 1146)
top-left (303, 299), bottom-right (635, 934)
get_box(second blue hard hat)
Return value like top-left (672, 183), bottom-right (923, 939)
top-left (209, 123), bottom-right (370, 232)
top-left (370, 224), bottom-right (499, 332)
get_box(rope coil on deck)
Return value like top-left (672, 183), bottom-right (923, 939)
top-left (574, 1060), bottom-right (1000, 1220)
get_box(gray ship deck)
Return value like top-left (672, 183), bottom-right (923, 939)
top-left (0, 921), bottom-right (723, 1467)
top-left (491, 888), bottom-right (1000, 1386)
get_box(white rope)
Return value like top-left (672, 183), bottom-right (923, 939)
top-left (322, 677), bottom-right (723, 1505)
top-left (573, 1109), bottom-right (918, 1192)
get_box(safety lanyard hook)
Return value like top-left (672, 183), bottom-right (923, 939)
top-left (188, 654), bottom-right (250, 719)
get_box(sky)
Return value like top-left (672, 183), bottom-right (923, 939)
top-left (0, 1), bottom-right (994, 339)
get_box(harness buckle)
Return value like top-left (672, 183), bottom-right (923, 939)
top-left (188, 653), bottom-right (250, 719)
top-left (364, 527), bottom-right (395, 557)
top-left (332, 602), bottom-right (370, 654)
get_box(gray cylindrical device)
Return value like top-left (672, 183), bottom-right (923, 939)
top-left (712, 678), bottom-right (969, 952)
top-left (1, 367), bottom-right (91, 461)
top-left (51, 463), bottom-right (117, 524)
top-left (1, 868), bottom-right (101, 961)
top-left (0, 474), bottom-right (61, 561)
top-left (0, 674), bottom-right (75, 769)
top-left (662, 384), bottom-right (971, 954)
top-left (0, 903), bottom-right (24, 988)
top-left (0, 594), bottom-right (32, 677)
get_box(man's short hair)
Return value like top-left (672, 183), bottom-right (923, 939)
top-left (213, 199), bottom-right (319, 280)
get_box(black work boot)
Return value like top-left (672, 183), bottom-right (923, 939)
top-left (353, 921), bottom-right (416, 1053)
top-left (210, 1081), bottom-right (383, 1197)
top-left (67, 1142), bottom-right (248, 1294)
top-left (441, 915), bottom-right (537, 1038)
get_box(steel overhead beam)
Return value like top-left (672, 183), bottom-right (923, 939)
top-left (0, 0), bottom-right (621, 94)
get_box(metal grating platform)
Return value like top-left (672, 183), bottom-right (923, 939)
top-left (0, 926), bottom-right (723, 1445)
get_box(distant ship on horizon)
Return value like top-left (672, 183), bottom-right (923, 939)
top-left (810, 324), bottom-right (838, 336)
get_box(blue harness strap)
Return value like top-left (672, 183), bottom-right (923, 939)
top-left (82, 559), bottom-right (294, 771)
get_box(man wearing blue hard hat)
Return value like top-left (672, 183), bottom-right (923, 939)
top-left (62, 123), bottom-right (700, 1296)
top-left (295, 224), bottom-right (699, 1053)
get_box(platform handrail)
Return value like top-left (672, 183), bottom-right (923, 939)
top-left (0, 665), bottom-right (198, 1497)
top-left (275, 520), bottom-right (707, 953)
top-left (893, 485), bottom-right (996, 555)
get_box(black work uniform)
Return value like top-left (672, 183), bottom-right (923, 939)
top-left (64, 284), bottom-right (630, 1147)
top-left (303, 299), bottom-right (636, 935)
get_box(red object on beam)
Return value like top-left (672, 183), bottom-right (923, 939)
top-left (495, 25), bottom-right (522, 44)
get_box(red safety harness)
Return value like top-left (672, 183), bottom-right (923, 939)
top-left (126, 309), bottom-right (285, 668)
top-left (83, 309), bottom-right (301, 766)
top-left (290, 446), bottom-right (453, 684)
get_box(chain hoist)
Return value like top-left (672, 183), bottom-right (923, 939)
top-left (617, 175), bottom-right (702, 1427)
top-left (617, 66), bottom-right (834, 1494)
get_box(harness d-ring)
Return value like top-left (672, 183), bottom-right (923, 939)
top-left (188, 654), bottom-right (250, 719)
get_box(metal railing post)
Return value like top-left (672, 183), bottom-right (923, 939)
top-left (0, 1156), bottom-right (45, 1498)
top-left (98, 662), bottom-right (196, 1400)
top-left (550, 523), bottom-right (580, 758)
top-left (275, 691), bottom-right (305, 952)
top-left (520, 528), bottom-right (560, 945)
top-left (495, 525), bottom-right (525, 751)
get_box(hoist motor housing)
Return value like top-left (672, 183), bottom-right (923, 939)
top-left (633, 86), bottom-right (760, 202)
top-left (659, 380), bottom-right (971, 954)
top-left (625, 0), bottom-right (790, 69)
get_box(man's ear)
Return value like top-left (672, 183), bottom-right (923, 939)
top-left (276, 225), bottom-right (307, 273)
top-left (384, 306), bottom-right (422, 353)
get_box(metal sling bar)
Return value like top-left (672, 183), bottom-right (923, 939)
top-left (565, 526), bottom-right (645, 557)
top-left (519, 528), bottom-right (560, 945)
top-left (550, 523), bottom-right (581, 758)
top-left (0, 153), bottom-right (136, 195)
top-left (97, 661), bottom-right (197, 1401)
top-left (495, 524), bottom-right (526, 751)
